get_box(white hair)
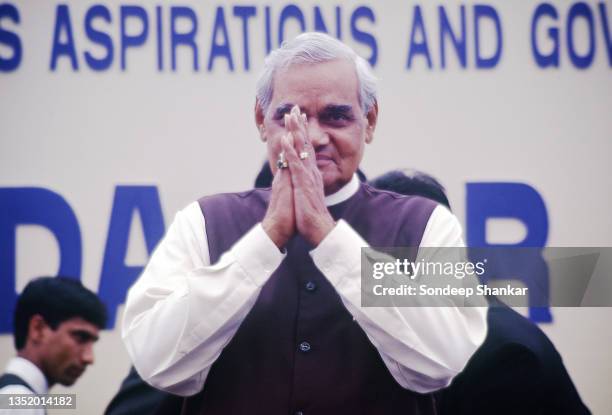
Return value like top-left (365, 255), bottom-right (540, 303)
top-left (255, 32), bottom-right (378, 114)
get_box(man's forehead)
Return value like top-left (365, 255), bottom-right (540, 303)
top-left (270, 60), bottom-right (360, 106)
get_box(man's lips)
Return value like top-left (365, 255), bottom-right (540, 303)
top-left (315, 154), bottom-right (334, 165)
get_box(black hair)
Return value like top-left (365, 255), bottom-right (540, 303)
top-left (13, 276), bottom-right (107, 350)
top-left (369, 169), bottom-right (451, 210)
top-left (254, 161), bottom-right (368, 188)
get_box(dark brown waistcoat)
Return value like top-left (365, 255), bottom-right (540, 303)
top-left (181, 183), bottom-right (438, 415)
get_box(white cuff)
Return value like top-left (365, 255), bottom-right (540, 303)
top-left (232, 223), bottom-right (286, 287)
top-left (310, 219), bottom-right (367, 287)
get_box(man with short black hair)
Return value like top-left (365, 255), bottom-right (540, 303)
top-left (0, 276), bottom-right (107, 414)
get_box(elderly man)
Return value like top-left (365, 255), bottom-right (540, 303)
top-left (122, 32), bottom-right (487, 415)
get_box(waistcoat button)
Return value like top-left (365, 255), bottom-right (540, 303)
top-left (298, 341), bottom-right (311, 353)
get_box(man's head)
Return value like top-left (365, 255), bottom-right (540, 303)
top-left (14, 276), bottom-right (107, 387)
top-left (255, 32), bottom-right (378, 195)
top-left (369, 169), bottom-right (451, 210)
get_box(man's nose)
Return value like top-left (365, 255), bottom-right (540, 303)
top-left (82, 344), bottom-right (94, 365)
top-left (307, 119), bottom-right (329, 147)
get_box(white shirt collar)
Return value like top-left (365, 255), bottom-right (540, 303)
top-left (324, 174), bottom-right (360, 207)
top-left (4, 356), bottom-right (49, 394)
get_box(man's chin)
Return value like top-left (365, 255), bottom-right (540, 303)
top-left (58, 377), bottom-right (78, 386)
top-left (59, 370), bottom-right (84, 386)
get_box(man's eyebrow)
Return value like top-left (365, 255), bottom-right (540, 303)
top-left (273, 103), bottom-right (294, 118)
top-left (321, 104), bottom-right (353, 114)
top-left (273, 103), bottom-right (353, 118)
top-left (71, 329), bottom-right (99, 342)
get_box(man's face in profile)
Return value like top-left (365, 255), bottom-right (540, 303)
top-left (261, 59), bottom-right (374, 195)
top-left (39, 317), bottom-right (99, 386)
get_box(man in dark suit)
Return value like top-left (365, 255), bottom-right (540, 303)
top-left (370, 169), bottom-right (591, 415)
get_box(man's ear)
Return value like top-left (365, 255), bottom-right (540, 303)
top-left (365, 100), bottom-right (378, 144)
top-left (28, 314), bottom-right (48, 345)
top-left (255, 100), bottom-right (266, 142)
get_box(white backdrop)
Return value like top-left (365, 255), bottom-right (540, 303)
top-left (1, 0), bottom-right (611, 413)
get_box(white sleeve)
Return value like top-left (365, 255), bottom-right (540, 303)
top-left (0, 386), bottom-right (44, 415)
top-left (310, 205), bottom-right (488, 393)
top-left (121, 201), bottom-right (285, 396)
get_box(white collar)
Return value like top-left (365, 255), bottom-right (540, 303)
top-left (324, 174), bottom-right (360, 207)
top-left (4, 356), bottom-right (49, 394)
